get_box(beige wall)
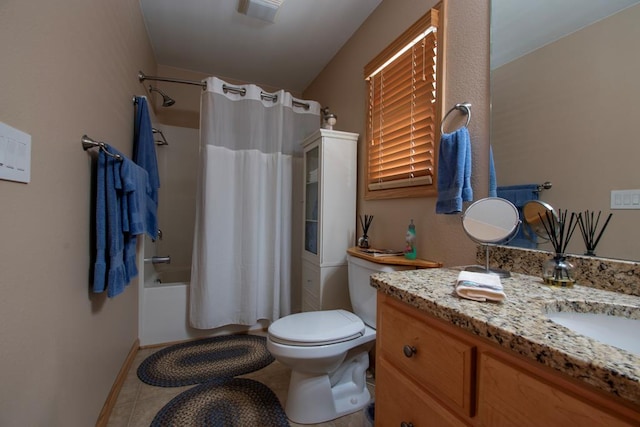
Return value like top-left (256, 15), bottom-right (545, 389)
top-left (492, 4), bottom-right (640, 261)
top-left (304, 0), bottom-right (491, 266)
top-left (0, 1), bottom-right (156, 425)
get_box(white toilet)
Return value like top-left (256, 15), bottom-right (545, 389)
top-left (267, 254), bottom-right (411, 424)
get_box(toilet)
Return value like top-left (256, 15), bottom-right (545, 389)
top-left (267, 253), bottom-right (411, 424)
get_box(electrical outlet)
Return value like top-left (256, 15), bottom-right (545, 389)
top-left (610, 189), bottom-right (640, 210)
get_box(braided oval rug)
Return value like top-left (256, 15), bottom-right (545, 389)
top-left (150, 377), bottom-right (290, 427)
top-left (137, 335), bottom-right (275, 387)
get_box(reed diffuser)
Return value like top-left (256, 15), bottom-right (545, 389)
top-left (577, 210), bottom-right (612, 256)
top-left (358, 215), bottom-right (373, 248)
top-left (538, 209), bottom-right (579, 287)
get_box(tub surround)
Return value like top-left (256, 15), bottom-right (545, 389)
top-left (370, 268), bottom-right (640, 409)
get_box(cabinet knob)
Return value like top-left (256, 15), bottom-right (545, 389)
top-left (400, 422), bottom-right (414, 427)
top-left (403, 345), bottom-right (417, 358)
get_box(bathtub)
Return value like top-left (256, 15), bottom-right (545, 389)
top-left (139, 267), bottom-right (269, 346)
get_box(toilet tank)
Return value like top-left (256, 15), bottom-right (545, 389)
top-left (347, 254), bottom-right (412, 329)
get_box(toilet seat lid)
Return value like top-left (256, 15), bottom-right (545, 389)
top-left (269, 310), bottom-right (364, 346)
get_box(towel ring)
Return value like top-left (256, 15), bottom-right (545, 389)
top-left (441, 102), bottom-right (471, 134)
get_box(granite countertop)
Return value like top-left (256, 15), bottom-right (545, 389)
top-left (371, 268), bottom-right (640, 408)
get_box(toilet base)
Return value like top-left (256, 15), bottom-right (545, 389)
top-left (284, 349), bottom-right (371, 424)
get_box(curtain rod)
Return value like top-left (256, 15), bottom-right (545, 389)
top-left (138, 71), bottom-right (207, 89)
top-left (138, 71), bottom-right (310, 110)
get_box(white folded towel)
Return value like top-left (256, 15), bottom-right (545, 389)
top-left (455, 271), bottom-right (506, 302)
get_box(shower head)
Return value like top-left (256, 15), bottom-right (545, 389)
top-left (148, 85), bottom-right (176, 107)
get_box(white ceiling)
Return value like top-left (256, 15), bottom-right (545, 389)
top-left (139, 0), bottom-right (640, 91)
top-left (139, 0), bottom-right (382, 93)
top-left (491, 0), bottom-right (640, 69)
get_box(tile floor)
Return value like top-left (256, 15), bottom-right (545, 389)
top-left (106, 337), bottom-right (375, 427)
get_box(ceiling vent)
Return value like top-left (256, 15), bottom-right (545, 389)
top-left (238, 0), bottom-right (284, 23)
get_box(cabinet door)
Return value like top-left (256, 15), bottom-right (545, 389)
top-left (303, 143), bottom-right (319, 258)
top-left (478, 352), bottom-right (636, 427)
top-left (301, 261), bottom-right (320, 312)
top-left (376, 358), bottom-right (469, 427)
top-left (378, 296), bottom-right (476, 416)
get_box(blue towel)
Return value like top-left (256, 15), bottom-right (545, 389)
top-left (92, 144), bottom-right (151, 298)
top-left (489, 146), bottom-right (497, 198)
top-left (117, 154), bottom-right (151, 287)
top-left (497, 184), bottom-right (539, 248)
top-left (105, 150), bottom-right (128, 298)
top-left (436, 127), bottom-right (473, 214)
top-left (93, 150), bottom-right (108, 294)
top-left (133, 96), bottom-right (159, 240)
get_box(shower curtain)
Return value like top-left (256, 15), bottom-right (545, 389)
top-left (190, 77), bottom-right (320, 329)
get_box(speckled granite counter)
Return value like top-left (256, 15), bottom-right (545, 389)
top-left (371, 268), bottom-right (640, 408)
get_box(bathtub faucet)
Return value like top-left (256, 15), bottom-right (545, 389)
top-left (144, 255), bottom-right (171, 264)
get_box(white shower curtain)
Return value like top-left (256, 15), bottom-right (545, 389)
top-left (190, 77), bottom-right (320, 329)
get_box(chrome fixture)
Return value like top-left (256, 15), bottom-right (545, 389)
top-left (138, 70), bottom-right (206, 89)
top-left (152, 128), bottom-right (168, 146)
top-left (148, 85), bottom-right (176, 107)
top-left (81, 135), bottom-right (122, 161)
top-left (144, 255), bottom-right (171, 265)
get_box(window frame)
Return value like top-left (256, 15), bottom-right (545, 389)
top-left (364, 3), bottom-right (445, 200)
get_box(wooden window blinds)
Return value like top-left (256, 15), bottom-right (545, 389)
top-left (364, 5), bottom-right (442, 199)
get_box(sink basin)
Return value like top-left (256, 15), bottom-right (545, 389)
top-left (546, 311), bottom-right (640, 355)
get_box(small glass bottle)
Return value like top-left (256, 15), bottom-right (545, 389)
top-left (542, 254), bottom-right (576, 287)
top-left (404, 219), bottom-right (417, 260)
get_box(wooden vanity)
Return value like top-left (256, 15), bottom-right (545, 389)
top-left (372, 269), bottom-right (640, 426)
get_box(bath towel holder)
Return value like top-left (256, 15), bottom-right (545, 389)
top-left (81, 135), bottom-right (123, 161)
top-left (441, 102), bottom-right (471, 134)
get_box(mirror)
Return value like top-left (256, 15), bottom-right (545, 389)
top-left (522, 200), bottom-right (557, 243)
top-left (490, 0), bottom-right (640, 261)
top-left (462, 197), bottom-right (520, 277)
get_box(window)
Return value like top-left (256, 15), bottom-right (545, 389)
top-left (364, 4), bottom-right (443, 199)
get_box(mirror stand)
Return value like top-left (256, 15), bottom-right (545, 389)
top-left (465, 244), bottom-right (511, 278)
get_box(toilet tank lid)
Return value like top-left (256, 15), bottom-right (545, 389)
top-left (269, 310), bottom-right (364, 346)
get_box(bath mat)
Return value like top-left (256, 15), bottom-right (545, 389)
top-left (151, 377), bottom-right (289, 427)
top-left (138, 335), bottom-right (274, 387)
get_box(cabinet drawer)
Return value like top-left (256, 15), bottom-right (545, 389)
top-left (478, 352), bottom-right (637, 427)
top-left (378, 296), bottom-right (476, 416)
top-left (376, 358), bottom-right (469, 427)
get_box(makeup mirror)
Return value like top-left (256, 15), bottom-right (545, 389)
top-left (462, 197), bottom-right (521, 277)
top-left (522, 200), bottom-right (558, 243)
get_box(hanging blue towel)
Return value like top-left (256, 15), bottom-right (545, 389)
top-left (133, 96), bottom-right (159, 240)
top-left (489, 146), bottom-right (497, 198)
top-left (93, 150), bottom-right (108, 294)
top-left (497, 184), bottom-right (539, 248)
top-left (105, 150), bottom-right (128, 298)
top-left (92, 144), bottom-right (151, 298)
top-left (436, 127), bottom-right (473, 214)
top-left (118, 155), bottom-right (151, 287)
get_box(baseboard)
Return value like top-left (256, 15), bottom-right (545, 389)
top-left (95, 338), bottom-right (140, 427)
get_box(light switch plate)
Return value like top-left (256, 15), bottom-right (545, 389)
top-left (0, 122), bottom-right (31, 183)
top-left (610, 189), bottom-right (640, 210)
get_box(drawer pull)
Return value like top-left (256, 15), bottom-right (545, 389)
top-left (403, 345), bottom-right (417, 358)
top-left (401, 422), bottom-right (414, 427)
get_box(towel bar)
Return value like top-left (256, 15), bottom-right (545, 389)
top-left (81, 135), bottom-right (122, 161)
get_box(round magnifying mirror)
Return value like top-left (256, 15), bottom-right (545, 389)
top-left (462, 197), bottom-right (520, 277)
top-left (522, 200), bottom-right (558, 243)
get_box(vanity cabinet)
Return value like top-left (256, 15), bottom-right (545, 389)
top-left (375, 293), bottom-right (640, 426)
top-left (301, 129), bottom-right (358, 311)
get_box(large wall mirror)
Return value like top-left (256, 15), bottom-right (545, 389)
top-left (491, 0), bottom-right (640, 261)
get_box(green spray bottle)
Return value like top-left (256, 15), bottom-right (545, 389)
top-left (404, 219), bottom-right (417, 260)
